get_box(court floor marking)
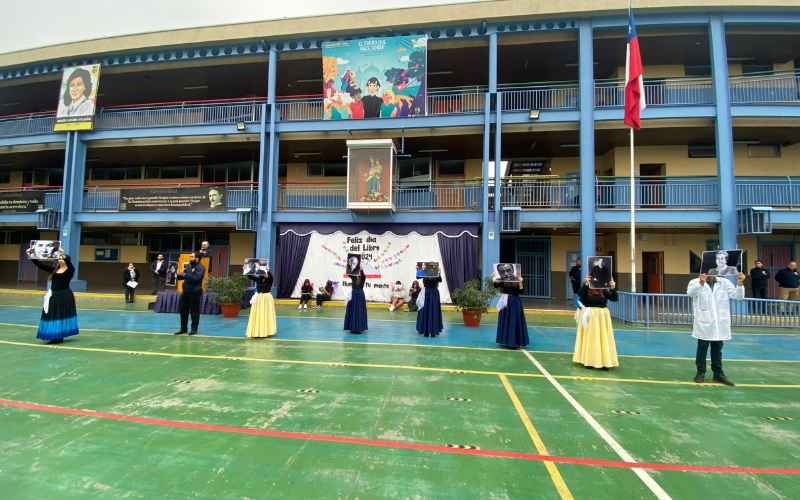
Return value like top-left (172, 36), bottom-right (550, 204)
top-left (521, 349), bottom-right (673, 500)
top-left (3, 321), bottom-right (800, 363)
top-left (2, 339), bottom-right (799, 389)
top-left (1, 398), bottom-right (797, 476)
top-left (499, 374), bottom-right (574, 500)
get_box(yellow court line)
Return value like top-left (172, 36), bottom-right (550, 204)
top-left (499, 374), bottom-right (574, 500)
top-left (3, 339), bottom-right (799, 389)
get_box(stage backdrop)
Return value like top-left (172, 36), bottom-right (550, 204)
top-left (321, 35), bottom-right (427, 120)
top-left (278, 224), bottom-right (478, 303)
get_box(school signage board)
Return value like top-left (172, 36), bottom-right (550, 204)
top-left (321, 34), bottom-right (427, 120)
top-left (118, 186), bottom-right (228, 212)
top-left (53, 64), bottom-right (102, 132)
top-left (0, 191), bottom-right (43, 213)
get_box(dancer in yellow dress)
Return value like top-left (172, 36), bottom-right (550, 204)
top-left (245, 266), bottom-right (277, 338)
top-left (573, 274), bottom-right (619, 369)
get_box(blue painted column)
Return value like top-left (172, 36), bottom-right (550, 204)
top-left (60, 131), bottom-right (87, 291)
top-left (480, 92), bottom-right (492, 280)
top-left (480, 32), bottom-right (499, 281)
top-left (256, 50), bottom-right (279, 293)
top-left (578, 19), bottom-right (596, 273)
top-left (709, 14), bottom-right (737, 250)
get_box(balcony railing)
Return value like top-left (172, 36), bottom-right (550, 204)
top-left (595, 176), bottom-right (719, 208)
top-left (45, 190), bottom-right (63, 210)
top-left (500, 83), bottom-right (579, 111)
top-left (0, 113), bottom-right (55, 137)
top-left (83, 188), bottom-right (121, 211)
top-left (736, 177), bottom-right (800, 207)
top-left (729, 71), bottom-right (800, 104)
top-left (609, 291), bottom-right (800, 329)
top-left (95, 100), bottom-right (264, 129)
top-left (595, 77), bottom-right (715, 107)
top-left (278, 184), bottom-right (347, 210)
top-left (275, 98), bottom-right (324, 121)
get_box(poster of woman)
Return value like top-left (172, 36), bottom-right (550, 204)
top-left (54, 64), bottom-right (102, 132)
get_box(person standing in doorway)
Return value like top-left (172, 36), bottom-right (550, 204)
top-left (151, 254), bottom-right (166, 295)
top-left (123, 263), bottom-right (140, 303)
top-left (197, 241), bottom-right (214, 272)
top-left (687, 271), bottom-right (745, 386)
top-left (749, 259), bottom-right (770, 314)
top-left (174, 252), bottom-right (206, 336)
top-left (569, 258), bottom-right (582, 295)
top-left (775, 262), bottom-right (799, 315)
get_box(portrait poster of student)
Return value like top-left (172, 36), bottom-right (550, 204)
top-left (493, 263), bottom-right (521, 283)
top-left (415, 261), bottom-right (439, 278)
top-left (243, 259), bottom-right (259, 276)
top-left (587, 256), bottom-right (613, 289)
top-left (346, 253), bottom-right (362, 276)
top-left (28, 240), bottom-right (61, 259)
top-left (166, 261), bottom-right (179, 287)
top-left (321, 35), bottom-right (427, 120)
top-left (701, 249), bottom-right (742, 277)
top-left (54, 64), bottom-right (102, 132)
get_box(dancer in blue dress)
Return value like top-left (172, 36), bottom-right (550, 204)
top-left (416, 275), bottom-right (443, 337)
top-left (343, 266), bottom-right (368, 333)
top-left (28, 247), bottom-right (79, 344)
top-left (493, 275), bottom-right (529, 349)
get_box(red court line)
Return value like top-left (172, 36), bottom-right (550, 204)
top-left (2, 398), bottom-right (798, 476)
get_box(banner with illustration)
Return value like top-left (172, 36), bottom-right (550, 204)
top-left (289, 230), bottom-right (450, 303)
top-left (0, 191), bottom-right (43, 213)
top-left (321, 35), bottom-right (427, 120)
top-left (119, 186), bottom-right (227, 212)
top-left (53, 64), bottom-right (102, 132)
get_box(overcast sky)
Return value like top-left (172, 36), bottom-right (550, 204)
top-left (1, 0), bottom-right (484, 55)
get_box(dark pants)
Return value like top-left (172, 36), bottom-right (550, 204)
top-left (751, 286), bottom-right (767, 313)
top-left (151, 275), bottom-right (166, 295)
top-left (124, 285), bottom-right (136, 303)
top-left (695, 339), bottom-right (724, 376)
top-left (407, 297), bottom-right (418, 312)
top-left (300, 293), bottom-right (311, 305)
top-left (316, 294), bottom-right (330, 307)
top-left (571, 282), bottom-right (580, 294)
top-left (179, 291), bottom-right (201, 332)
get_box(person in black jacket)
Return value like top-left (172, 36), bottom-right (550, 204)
top-left (174, 253), bottom-right (206, 335)
top-left (150, 254), bottom-right (167, 294)
top-left (775, 262), bottom-right (799, 314)
top-left (749, 260), bottom-right (770, 313)
top-left (123, 263), bottom-right (140, 303)
top-left (569, 258), bottom-right (582, 294)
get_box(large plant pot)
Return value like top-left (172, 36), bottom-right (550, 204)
top-left (461, 309), bottom-right (482, 327)
top-left (220, 303), bottom-right (241, 318)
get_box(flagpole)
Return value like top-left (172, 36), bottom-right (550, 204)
top-left (630, 128), bottom-right (636, 293)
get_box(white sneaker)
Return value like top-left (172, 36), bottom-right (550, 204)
top-left (389, 305), bottom-right (394, 311)
top-left (303, 304), bottom-right (307, 309)
top-left (298, 305), bottom-right (302, 309)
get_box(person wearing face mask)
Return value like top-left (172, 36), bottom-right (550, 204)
top-left (174, 252), bottom-right (206, 336)
top-left (150, 254), bottom-right (167, 295)
top-left (27, 247), bottom-right (79, 345)
top-left (123, 263), bottom-right (140, 303)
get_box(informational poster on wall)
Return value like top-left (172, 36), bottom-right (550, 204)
top-left (53, 64), bottom-right (102, 132)
top-left (0, 191), bottom-right (43, 213)
top-left (291, 230), bottom-right (451, 303)
top-left (321, 34), bottom-right (427, 120)
top-left (119, 186), bottom-right (227, 212)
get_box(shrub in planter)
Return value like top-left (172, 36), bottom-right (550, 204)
top-left (207, 273), bottom-right (249, 318)
top-left (451, 276), bottom-right (499, 327)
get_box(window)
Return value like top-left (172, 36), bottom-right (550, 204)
top-left (307, 163), bottom-right (346, 177)
top-left (689, 251), bottom-right (702, 274)
top-left (0, 231), bottom-right (8, 244)
top-left (202, 163), bottom-right (254, 183)
top-left (145, 166), bottom-right (199, 179)
top-left (8, 230), bottom-right (40, 244)
top-left (80, 232), bottom-right (138, 245)
top-left (684, 65), bottom-right (711, 77)
top-left (22, 168), bottom-right (62, 186)
top-left (398, 158), bottom-right (431, 180)
top-left (706, 240), bottom-right (719, 251)
top-left (206, 233), bottom-right (230, 245)
top-left (438, 160), bottom-right (465, 176)
top-left (747, 145), bottom-right (780, 159)
top-left (278, 164), bottom-right (287, 178)
top-left (742, 64), bottom-right (772, 74)
top-left (91, 167), bottom-right (142, 181)
top-left (0, 171), bottom-right (10, 184)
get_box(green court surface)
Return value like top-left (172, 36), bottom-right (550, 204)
top-left (1, 304), bottom-right (799, 499)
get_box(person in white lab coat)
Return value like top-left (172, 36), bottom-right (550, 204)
top-left (687, 271), bottom-right (746, 386)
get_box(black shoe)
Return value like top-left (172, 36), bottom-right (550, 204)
top-left (424, 333), bottom-right (430, 337)
top-left (188, 330), bottom-right (197, 336)
top-left (174, 330), bottom-right (187, 335)
top-left (46, 338), bottom-right (64, 345)
top-left (693, 372), bottom-right (705, 383)
top-left (712, 374), bottom-right (735, 387)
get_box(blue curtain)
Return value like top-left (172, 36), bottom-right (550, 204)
top-left (277, 231), bottom-right (310, 298)
top-left (438, 232), bottom-right (478, 294)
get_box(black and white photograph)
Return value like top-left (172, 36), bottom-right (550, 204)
top-left (346, 253), bottom-right (362, 276)
top-left (702, 249), bottom-right (742, 276)
top-left (493, 263), bottom-right (521, 283)
top-left (28, 240), bottom-right (61, 259)
top-left (243, 258), bottom-right (269, 276)
top-left (588, 256), bottom-right (613, 289)
top-left (166, 261), bottom-right (178, 287)
top-left (415, 261), bottom-right (440, 278)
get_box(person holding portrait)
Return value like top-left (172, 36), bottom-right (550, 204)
top-left (28, 247), bottom-right (79, 344)
top-left (493, 275), bottom-right (529, 349)
top-left (344, 264), bottom-right (368, 333)
top-left (246, 265), bottom-right (276, 338)
top-left (573, 273), bottom-right (619, 369)
top-left (416, 274), bottom-right (443, 337)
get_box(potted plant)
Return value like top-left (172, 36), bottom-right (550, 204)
top-left (451, 276), bottom-right (499, 327)
top-left (207, 273), bottom-right (249, 318)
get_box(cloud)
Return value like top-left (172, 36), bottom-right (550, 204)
top-left (336, 58), bottom-right (349, 65)
top-left (412, 38), bottom-right (427, 48)
top-left (399, 55), bottom-right (410, 62)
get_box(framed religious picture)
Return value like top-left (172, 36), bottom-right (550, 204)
top-left (701, 249), bottom-right (742, 277)
top-left (587, 256), bottom-right (613, 289)
top-left (492, 263), bottom-right (521, 283)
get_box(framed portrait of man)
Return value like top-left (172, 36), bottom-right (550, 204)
top-left (346, 253), bottom-right (362, 276)
top-left (492, 263), bottom-right (521, 283)
top-left (587, 256), bottom-right (613, 289)
top-left (28, 240), bottom-right (61, 259)
top-left (243, 258), bottom-right (259, 276)
top-left (702, 249), bottom-right (742, 277)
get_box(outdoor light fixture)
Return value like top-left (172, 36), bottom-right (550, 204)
top-left (428, 71), bottom-right (453, 75)
top-left (297, 78), bottom-right (323, 83)
top-left (183, 85), bottom-right (208, 90)
top-left (179, 155), bottom-right (204, 159)
top-left (418, 149), bottom-right (448, 153)
top-left (236, 122), bottom-right (246, 131)
top-left (293, 152), bottom-right (322, 156)
top-left (528, 109), bottom-right (540, 120)
top-left (560, 143), bottom-right (580, 148)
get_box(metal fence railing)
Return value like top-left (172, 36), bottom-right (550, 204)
top-left (490, 177), bottom-right (581, 208)
top-left (500, 83), bottom-right (580, 111)
top-left (735, 177), bottom-right (800, 207)
top-left (595, 176), bottom-right (719, 208)
top-left (277, 185), bottom-right (348, 210)
top-left (226, 188), bottom-right (258, 209)
top-left (729, 72), bottom-right (800, 104)
top-left (275, 98), bottom-right (324, 121)
top-left (83, 189), bottom-right (121, 211)
top-left (94, 101), bottom-right (264, 129)
top-left (394, 181), bottom-right (483, 210)
top-left (44, 190), bottom-right (63, 210)
top-left (595, 78), bottom-right (716, 107)
top-left (609, 291), bottom-right (800, 328)
top-left (0, 114), bottom-right (55, 138)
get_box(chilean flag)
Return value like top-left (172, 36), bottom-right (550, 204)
top-left (624, 7), bottom-right (646, 129)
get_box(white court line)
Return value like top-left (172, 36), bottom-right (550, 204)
top-left (521, 349), bottom-right (673, 500)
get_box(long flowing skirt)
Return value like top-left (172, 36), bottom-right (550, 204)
top-left (343, 289), bottom-right (368, 333)
top-left (37, 289), bottom-right (79, 341)
top-left (573, 307), bottom-right (619, 368)
top-left (496, 295), bottom-right (529, 348)
top-left (245, 292), bottom-right (277, 338)
top-left (416, 288), bottom-right (443, 336)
